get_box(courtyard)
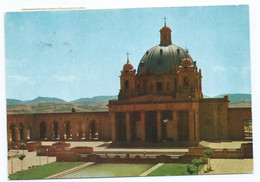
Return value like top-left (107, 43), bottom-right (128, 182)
top-left (8, 140), bottom-right (253, 179)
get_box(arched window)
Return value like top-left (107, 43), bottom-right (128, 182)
top-left (40, 122), bottom-right (47, 139)
top-left (64, 121), bottom-right (71, 139)
top-left (89, 120), bottom-right (98, 140)
top-left (52, 121), bottom-right (58, 139)
top-left (19, 123), bottom-right (24, 141)
top-left (184, 77), bottom-right (189, 86)
top-left (10, 124), bottom-right (16, 142)
top-left (124, 80), bottom-right (129, 90)
top-left (157, 82), bottom-right (162, 91)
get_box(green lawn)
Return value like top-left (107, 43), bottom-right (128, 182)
top-left (148, 163), bottom-right (204, 176)
top-left (9, 162), bottom-right (85, 180)
top-left (60, 163), bottom-right (154, 178)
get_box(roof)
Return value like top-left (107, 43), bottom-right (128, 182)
top-left (137, 44), bottom-right (193, 74)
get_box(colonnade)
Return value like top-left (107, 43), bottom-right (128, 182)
top-left (111, 109), bottom-right (199, 142)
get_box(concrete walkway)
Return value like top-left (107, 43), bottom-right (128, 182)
top-left (45, 162), bottom-right (95, 179)
top-left (199, 141), bottom-right (252, 149)
top-left (139, 163), bottom-right (164, 176)
top-left (200, 159), bottom-right (253, 175)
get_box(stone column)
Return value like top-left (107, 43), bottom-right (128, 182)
top-left (141, 111), bottom-right (146, 142)
top-left (189, 109), bottom-right (195, 141)
top-left (173, 110), bottom-right (178, 141)
top-left (82, 120), bottom-right (86, 140)
top-left (126, 111), bottom-right (131, 142)
top-left (195, 109), bottom-right (200, 141)
top-left (111, 112), bottom-right (116, 142)
top-left (157, 110), bottom-right (162, 141)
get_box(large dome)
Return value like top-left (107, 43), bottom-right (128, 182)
top-left (137, 44), bottom-right (193, 74)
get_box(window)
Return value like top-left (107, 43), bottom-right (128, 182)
top-left (184, 77), bottom-right (189, 86)
top-left (157, 82), bottom-right (162, 91)
top-left (124, 80), bottom-right (129, 90)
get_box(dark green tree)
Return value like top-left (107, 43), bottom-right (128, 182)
top-left (191, 157), bottom-right (205, 174)
top-left (18, 154), bottom-right (26, 171)
top-left (20, 143), bottom-right (26, 155)
top-left (203, 149), bottom-right (214, 172)
top-left (186, 164), bottom-right (196, 175)
top-left (37, 150), bottom-right (43, 166)
top-left (245, 120), bottom-right (251, 132)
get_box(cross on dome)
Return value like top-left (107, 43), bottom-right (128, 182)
top-left (126, 51), bottom-right (130, 63)
top-left (163, 16), bottom-right (167, 26)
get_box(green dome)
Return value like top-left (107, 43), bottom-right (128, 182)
top-left (137, 44), bottom-right (193, 74)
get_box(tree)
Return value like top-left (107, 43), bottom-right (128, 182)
top-left (245, 120), bottom-right (251, 133)
top-left (71, 107), bottom-right (76, 112)
top-left (191, 157), bottom-right (205, 174)
top-left (20, 143), bottom-right (26, 155)
top-left (203, 149), bottom-right (214, 172)
top-left (18, 154), bottom-right (26, 171)
top-left (37, 150), bottom-right (43, 166)
top-left (186, 164), bottom-right (196, 175)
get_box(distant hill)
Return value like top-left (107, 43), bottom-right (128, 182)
top-left (6, 93), bottom-right (251, 113)
top-left (25, 96), bottom-right (67, 104)
top-left (214, 94), bottom-right (251, 102)
top-left (7, 96), bottom-right (67, 105)
top-left (7, 99), bottom-right (23, 105)
top-left (229, 101), bottom-right (251, 108)
top-left (71, 95), bottom-right (117, 103)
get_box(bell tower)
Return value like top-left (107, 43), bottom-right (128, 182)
top-left (160, 17), bottom-right (172, 46)
top-left (118, 52), bottom-right (136, 100)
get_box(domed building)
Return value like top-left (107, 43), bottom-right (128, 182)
top-left (6, 21), bottom-right (251, 150)
top-left (108, 22), bottom-right (232, 145)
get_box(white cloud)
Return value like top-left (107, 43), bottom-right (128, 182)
top-left (7, 75), bottom-right (33, 84)
top-left (212, 66), bottom-right (226, 72)
top-left (53, 75), bottom-right (80, 83)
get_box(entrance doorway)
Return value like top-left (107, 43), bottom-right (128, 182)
top-left (145, 111), bottom-right (157, 142)
top-left (115, 112), bottom-right (126, 142)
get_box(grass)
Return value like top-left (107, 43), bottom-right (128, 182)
top-left (9, 162), bottom-right (85, 180)
top-left (148, 163), bottom-right (204, 176)
top-left (59, 163), bottom-right (154, 178)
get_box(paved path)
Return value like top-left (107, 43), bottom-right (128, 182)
top-left (139, 163), bottom-right (164, 176)
top-left (45, 162), bottom-right (95, 179)
top-left (199, 141), bottom-right (252, 149)
top-left (200, 159), bottom-right (253, 175)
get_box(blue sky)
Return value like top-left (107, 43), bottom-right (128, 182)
top-left (5, 5), bottom-right (251, 101)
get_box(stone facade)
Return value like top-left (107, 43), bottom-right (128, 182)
top-left (7, 112), bottom-right (110, 143)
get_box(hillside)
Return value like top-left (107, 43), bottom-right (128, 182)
top-left (214, 93), bottom-right (251, 102)
top-left (7, 99), bottom-right (23, 105)
top-left (6, 93), bottom-right (251, 114)
top-left (71, 95), bottom-right (117, 103)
